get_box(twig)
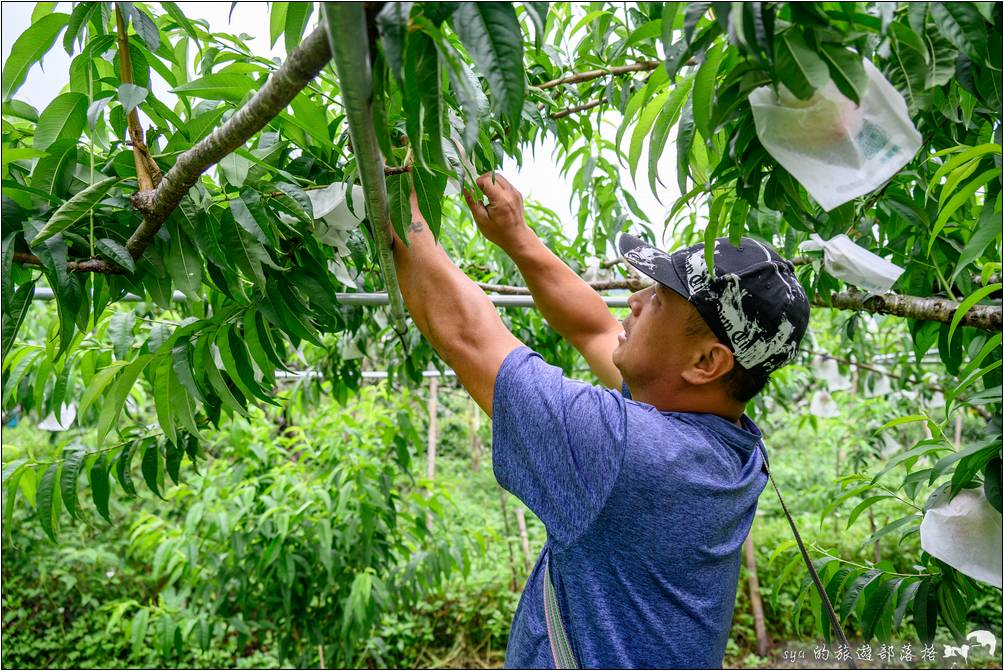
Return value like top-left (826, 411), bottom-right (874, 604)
top-left (550, 98), bottom-right (606, 119)
top-left (538, 60), bottom-right (662, 89)
top-left (115, 5), bottom-right (161, 192)
top-left (808, 544), bottom-right (930, 578)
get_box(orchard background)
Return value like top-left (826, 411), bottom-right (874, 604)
top-left (1, 1), bottom-right (1001, 668)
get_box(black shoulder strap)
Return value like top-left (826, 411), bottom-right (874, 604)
top-left (759, 445), bottom-right (857, 670)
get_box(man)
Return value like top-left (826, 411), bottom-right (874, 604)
top-left (390, 173), bottom-right (809, 668)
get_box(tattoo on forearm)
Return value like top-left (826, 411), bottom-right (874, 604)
top-left (409, 219), bottom-right (425, 233)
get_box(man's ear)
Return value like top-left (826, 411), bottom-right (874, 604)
top-left (681, 343), bottom-right (735, 386)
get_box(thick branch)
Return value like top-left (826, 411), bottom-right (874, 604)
top-left (323, 3), bottom-right (406, 334)
top-left (477, 279), bottom-right (1002, 332)
top-left (124, 26), bottom-right (333, 259)
top-left (115, 5), bottom-right (160, 192)
top-left (14, 251), bottom-right (125, 274)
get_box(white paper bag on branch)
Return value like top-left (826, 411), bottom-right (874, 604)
top-left (749, 59), bottom-right (922, 211)
top-left (920, 488), bottom-right (1002, 588)
top-left (801, 234), bottom-right (905, 293)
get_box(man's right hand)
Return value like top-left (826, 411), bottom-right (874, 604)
top-left (463, 172), bottom-right (530, 251)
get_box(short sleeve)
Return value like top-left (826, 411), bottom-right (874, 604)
top-left (491, 347), bottom-right (628, 544)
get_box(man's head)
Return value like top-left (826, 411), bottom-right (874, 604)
top-left (613, 235), bottom-right (809, 417)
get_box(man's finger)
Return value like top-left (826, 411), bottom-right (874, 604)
top-left (475, 172), bottom-right (508, 201)
top-left (462, 187), bottom-right (489, 223)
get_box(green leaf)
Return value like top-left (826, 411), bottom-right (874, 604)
top-left (288, 91), bottom-right (329, 144)
top-left (171, 340), bottom-right (204, 404)
top-left (1, 12), bottom-right (69, 100)
top-left (948, 282), bottom-right (1002, 344)
top-left (819, 44), bottom-right (867, 105)
top-left (846, 495), bottom-right (892, 529)
top-left (376, 2), bottom-right (413, 83)
top-left (402, 28), bottom-right (445, 170)
top-left (894, 580), bottom-right (920, 629)
top-left (36, 463), bottom-right (60, 542)
top-left (2, 280), bottom-right (35, 364)
top-left (4, 464), bottom-right (27, 544)
top-left (913, 578), bottom-right (938, 644)
top-left (216, 324), bottom-right (271, 404)
top-left (385, 172), bottom-right (413, 243)
top-left (95, 238), bottom-right (135, 273)
top-left (109, 311), bottom-right (134, 360)
top-left (202, 337), bottom-right (248, 416)
top-left (172, 73), bottom-right (255, 102)
top-left (629, 88), bottom-right (673, 181)
top-left (161, 2), bottom-right (202, 47)
top-left (284, 1), bottom-right (313, 55)
top-left (165, 440), bottom-right (182, 486)
top-left (230, 190), bottom-right (274, 247)
top-left (952, 200), bottom-right (1000, 284)
top-left (523, 2), bottom-right (549, 48)
top-left (931, 2), bottom-right (987, 62)
top-left (984, 456), bottom-right (1002, 513)
top-left (861, 577), bottom-right (900, 641)
top-left (33, 91), bottom-right (87, 151)
top-left (141, 440), bottom-right (164, 500)
top-left (776, 29), bottom-right (829, 99)
top-left (89, 454), bottom-right (112, 523)
top-left (128, 5), bottom-right (161, 51)
top-left (840, 569), bottom-right (881, 621)
top-left (115, 442), bottom-right (138, 497)
top-left (412, 166), bottom-right (446, 238)
top-left (32, 176), bottom-right (121, 244)
top-left (692, 42), bottom-right (724, 140)
top-left (452, 2), bottom-right (526, 126)
top-left (270, 1), bottom-right (289, 48)
top-left (154, 355), bottom-right (178, 447)
top-left (164, 227), bottom-right (203, 301)
top-left (97, 354), bottom-right (154, 444)
top-left (79, 362), bottom-right (127, 418)
top-left (131, 608), bottom-right (149, 658)
top-left (117, 83), bottom-right (148, 115)
top-left (59, 448), bottom-right (85, 520)
top-left (929, 168), bottom-right (1001, 255)
top-left (676, 96), bottom-right (695, 194)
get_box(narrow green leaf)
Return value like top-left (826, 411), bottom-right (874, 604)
top-left (115, 442), bottom-right (138, 497)
top-left (930, 2), bottom-right (987, 62)
top-left (78, 362), bottom-right (127, 418)
top-left (948, 283), bottom-right (1002, 344)
top-left (840, 569), bottom-right (881, 621)
top-left (929, 168), bottom-right (1001, 255)
top-left (32, 91), bottom-right (87, 151)
top-left (202, 337), bottom-right (248, 416)
top-left (692, 42), bottom-right (724, 140)
top-left (3, 465), bottom-right (26, 544)
top-left (141, 440), bottom-right (164, 500)
top-left (2, 280), bottom-right (36, 364)
top-left (629, 88), bottom-right (672, 182)
top-left (164, 226), bottom-right (203, 301)
top-left (412, 166), bottom-right (446, 238)
top-left (59, 448), bottom-right (85, 520)
top-left (171, 73), bottom-right (255, 102)
top-left (776, 29), bottom-right (829, 99)
top-left (165, 440), bottom-right (182, 486)
top-left (819, 44), bottom-right (867, 105)
top-left (861, 577), bottom-right (900, 640)
top-left (283, 1), bottom-right (313, 55)
top-left (95, 238), bottom-right (135, 273)
top-left (386, 172), bottom-right (413, 243)
top-left (1, 12), bottom-right (69, 100)
top-left (32, 176), bottom-right (120, 244)
top-left (676, 96), bottom-right (695, 194)
top-left (847, 495), bottom-right (893, 528)
top-left (452, 2), bottom-right (526, 126)
top-left (89, 454), bottom-right (112, 523)
top-left (270, 2), bottom-right (289, 48)
top-left (913, 579), bottom-right (938, 644)
top-left (96, 354), bottom-right (154, 444)
top-left (36, 463), bottom-right (60, 542)
top-left (154, 355), bottom-right (178, 447)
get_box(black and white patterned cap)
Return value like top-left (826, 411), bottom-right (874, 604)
top-left (619, 234), bottom-right (809, 376)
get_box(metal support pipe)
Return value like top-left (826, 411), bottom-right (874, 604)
top-left (31, 287), bottom-right (630, 308)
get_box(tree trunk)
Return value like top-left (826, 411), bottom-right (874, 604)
top-left (954, 414), bottom-right (963, 447)
top-left (426, 377), bottom-right (438, 530)
top-left (498, 490), bottom-right (519, 591)
top-left (515, 507), bottom-right (532, 575)
top-left (743, 532), bottom-right (770, 658)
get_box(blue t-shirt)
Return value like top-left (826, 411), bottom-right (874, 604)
top-left (492, 347), bottom-right (768, 669)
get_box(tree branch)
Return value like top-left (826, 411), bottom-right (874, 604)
top-left (124, 25), bottom-right (333, 259)
top-left (550, 98), bottom-right (606, 119)
top-left (538, 60), bottom-right (661, 90)
top-left (477, 279), bottom-right (1002, 332)
top-left (115, 4), bottom-right (160, 192)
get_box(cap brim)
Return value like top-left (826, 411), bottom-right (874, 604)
top-left (618, 234), bottom-right (690, 299)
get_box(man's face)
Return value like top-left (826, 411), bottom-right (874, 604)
top-left (612, 284), bottom-right (713, 388)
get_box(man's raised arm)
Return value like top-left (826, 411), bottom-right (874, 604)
top-left (464, 174), bottom-right (623, 389)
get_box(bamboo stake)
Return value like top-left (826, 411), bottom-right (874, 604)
top-left (514, 507), bottom-right (532, 575)
top-left (742, 532), bottom-right (770, 658)
top-left (322, 4), bottom-right (407, 335)
top-left (498, 490), bottom-right (519, 592)
top-left (426, 376), bottom-right (438, 530)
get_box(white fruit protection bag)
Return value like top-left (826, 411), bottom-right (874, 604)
top-left (749, 59), bottom-right (922, 211)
